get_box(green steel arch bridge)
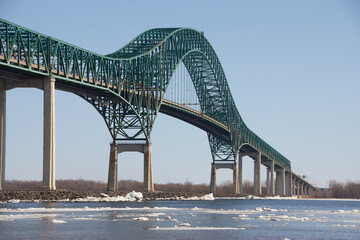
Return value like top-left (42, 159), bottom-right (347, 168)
top-left (0, 19), bottom-right (318, 195)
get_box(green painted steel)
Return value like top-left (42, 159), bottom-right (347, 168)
top-left (0, 18), bottom-right (291, 170)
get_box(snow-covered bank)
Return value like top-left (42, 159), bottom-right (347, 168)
top-left (0, 191), bottom-right (215, 203)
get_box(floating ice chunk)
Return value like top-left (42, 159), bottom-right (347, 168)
top-left (331, 224), bottom-right (357, 228)
top-left (132, 217), bottom-right (150, 221)
top-left (100, 193), bottom-right (109, 197)
top-left (148, 226), bottom-right (246, 231)
top-left (145, 213), bottom-right (166, 217)
top-left (73, 217), bottom-right (95, 221)
top-left (180, 223), bottom-right (191, 227)
top-left (164, 216), bottom-right (171, 220)
top-left (51, 219), bottom-right (66, 224)
top-left (8, 199), bottom-right (20, 203)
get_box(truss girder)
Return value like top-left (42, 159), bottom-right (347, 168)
top-left (0, 18), bottom-right (291, 170)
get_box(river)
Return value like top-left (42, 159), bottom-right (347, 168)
top-left (0, 197), bottom-right (359, 239)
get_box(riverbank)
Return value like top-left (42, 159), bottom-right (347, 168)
top-left (0, 190), bottom-right (220, 202)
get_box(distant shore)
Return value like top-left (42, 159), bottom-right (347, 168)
top-left (0, 190), bottom-right (226, 202)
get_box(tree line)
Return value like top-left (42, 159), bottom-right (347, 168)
top-left (4, 179), bottom-right (360, 198)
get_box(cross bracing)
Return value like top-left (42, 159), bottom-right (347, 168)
top-left (0, 18), bottom-right (291, 170)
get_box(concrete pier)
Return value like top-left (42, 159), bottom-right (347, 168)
top-left (143, 143), bottom-right (154, 192)
top-left (296, 181), bottom-right (300, 195)
top-left (107, 142), bottom-right (118, 191)
top-left (210, 163), bottom-right (216, 193)
top-left (0, 84), bottom-right (5, 190)
top-left (253, 152), bottom-right (261, 195)
top-left (275, 168), bottom-right (285, 195)
top-left (210, 162), bottom-right (239, 194)
top-left (42, 77), bottom-right (56, 190)
top-left (233, 161), bottom-right (239, 194)
top-left (285, 172), bottom-right (293, 196)
top-left (266, 161), bottom-right (275, 195)
top-left (107, 141), bottom-right (154, 192)
top-left (238, 155), bottom-right (243, 194)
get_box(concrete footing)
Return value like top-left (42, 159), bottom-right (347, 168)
top-left (42, 77), bottom-right (56, 190)
top-left (107, 141), bottom-right (154, 192)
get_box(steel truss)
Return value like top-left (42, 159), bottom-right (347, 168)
top-left (0, 19), bottom-right (291, 170)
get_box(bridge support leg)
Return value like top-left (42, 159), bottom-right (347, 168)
top-left (238, 155), bottom-right (243, 194)
top-left (266, 161), bottom-right (275, 195)
top-left (254, 152), bottom-right (261, 195)
top-left (296, 181), bottom-right (300, 195)
top-left (0, 85), bottom-right (5, 191)
top-left (210, 163), bottom-right (216, 194)
top-left (107, 142), bottom-right (118, 191)
top-left (292, 178), bottom-right (296, 195)
top-left (285, 172), bottom-right (292, 196)
top-left (233, 162), bottom-right (239, 194)
top-left (275, 168), bottom-right (285, 195)
top-left (143, 142), bottom-right (154, 192)
top-left (43, 77), bottom-right (56, 190)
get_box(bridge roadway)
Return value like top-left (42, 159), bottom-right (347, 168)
top-left (0, 18), bottom-right (318, 196)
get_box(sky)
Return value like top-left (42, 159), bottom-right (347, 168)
top-left (0, 0), bottom-right (359, 188)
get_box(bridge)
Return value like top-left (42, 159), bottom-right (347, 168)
top-left (0, 18), bottom-right (318, 196)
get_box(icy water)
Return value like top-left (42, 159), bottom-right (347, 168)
top-left (0, 198), bottom-right (359, 240)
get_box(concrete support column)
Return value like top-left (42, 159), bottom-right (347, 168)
top-left (275, 168), bottom-right (285, 195)
top-left (300, 183), bottom-right (304, 196)
top-left (238, 155), bottom-right (243, 194)
top-left (254, 152), bottom-right (261, 195)
top-left (269, 161), bottom-right (275, 195)
top-left (292, 178), bottom-right (296, 195)
top-left (43, 77), bottom-right (56, 190)
top-left (107, 142), bottom-right (118, 191)
top-left (143, 142), bottom-right (154, 192)
top-left (266, 168), bottom-right (270, 195)
top-left (304, 185), bottom-right (308, 196)
top-left (285, 172), bottom-right (293, 196)
top-left (297, 181), bottom-right (300, 195)
top-left (233, 161), bottom-right (239, 194)
top-left (0, 85), bottom-right (5, 191)
top-left (210, 163), bottom-right (216, 193)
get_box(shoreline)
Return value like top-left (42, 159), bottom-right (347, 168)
top-left (1, 190), bottom-right (359, 203)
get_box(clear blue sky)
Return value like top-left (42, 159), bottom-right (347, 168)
top-left (1, 0), bottom-right (359, 188)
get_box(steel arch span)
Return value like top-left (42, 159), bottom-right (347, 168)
top-left (0, 18), bottom-right (319, 195)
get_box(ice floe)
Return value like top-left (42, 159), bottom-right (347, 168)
top-left (51, 219), bottom-right (66, 224)
top-left (180, 222), bottom-right (191, 227)
top-left (147, 226), bottom-right (246, 231)
top-left (132, 217), bottom-right (150, 221)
